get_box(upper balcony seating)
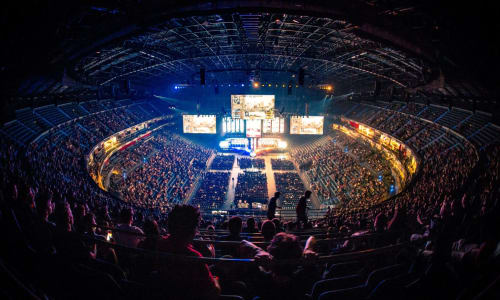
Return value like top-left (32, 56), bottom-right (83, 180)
top-left (418, 105), bottom-right (447, 122)
top-left (346, 105), bottom-right (378, 122)
top-left (34, 105), bottom-right (70, 126)
top-left (331, 101), bottom-right (359, 115)
top-left (149, 101), bottom-right (173, 114)
top-left (2, 120), bottom-right (37, 146)
top-left (436, 108), bottom-right (471, 129)
top-left (127, 104), bottom-right (152, 121)
top-left (100, 100), bottom-right (121, 109)
top-left (139, 103), bottom-right (162, 118)
top-left (456, 112), bottom-right (491, 138)
top-left (469, 123), bottom-right (500, 149)
top-left (399, 102), bottom-right (426, 116)
top-left (118, 99), bottom-right (133, 106)
top-left (80, 100), bottom-right (105, 113)
top-left (58, 102), bottom-right (89, 119)
top-left (15, 108), bottom-right (48, 133)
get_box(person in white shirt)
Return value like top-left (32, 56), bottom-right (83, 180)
top-left (114, 207), bottom-right (144, 248)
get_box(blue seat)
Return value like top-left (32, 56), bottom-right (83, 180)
top-left (310, 274), bottom-right (364, 300)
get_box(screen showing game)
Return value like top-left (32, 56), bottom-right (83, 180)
top-left (222, 117), bottom-right (245, 133)
top-left (183, 115), bottom-right (216, 134)
top-left (246, 119), bottom-right (262, 137)
top-left (263, 117), bottom-right (285, 133)
top-left (290, 116), bottom-right (324, 135)
top-left (231, 95), bottom-right (275, 119)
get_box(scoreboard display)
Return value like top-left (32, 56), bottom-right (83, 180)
top-left (231, 95), bottom-right (275, 120)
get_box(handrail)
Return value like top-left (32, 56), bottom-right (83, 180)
top-left (87, 233), bottom-right (407, 265)
top-left (98, 224), bottom-right (394, 246)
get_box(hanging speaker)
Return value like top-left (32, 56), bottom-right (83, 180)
top-left (298, 68), bottom-right (304, 86)
top-left (200, 68), bottom-right (206, 85)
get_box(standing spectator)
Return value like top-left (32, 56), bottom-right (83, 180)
top-left (267, 192), bottom-right (281, 220)
top-left (296, 191), bottom-right (311, 228)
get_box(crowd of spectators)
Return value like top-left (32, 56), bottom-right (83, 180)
top-left (234, 171), bottom-right (268, 206)
top-left (191, 172), bottom-right (230, 210)
top-left (0, 98), bottom-right (499, 299)
top-left (111, 133), bottom-right (212, 211)
top-left (237, 158), bottom-right (265, 169)
top-left (378, 112), bottom-right (411, 134)
top-left (291, 132), bottom-right (390, 209)
top-left (274, 172), bottom-right (307, 210)
top-left (271, 158), bottom-right (295, 170)
top-left (396, 119), bottom-right (427, 141)
top-left (211, 155), bottom-right (235, 170)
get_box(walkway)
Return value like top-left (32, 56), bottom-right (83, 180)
top-left (223, 155), bottom-right (240, 209)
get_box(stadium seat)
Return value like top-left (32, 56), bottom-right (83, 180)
top-left (364, 264), bottom-right (408, 292)
top-left (318, 285), bottom-right (365, 300)
top-left (323, 261), bottom-right (365, 279)
top-left (309, 274), bottom-right (364, 300)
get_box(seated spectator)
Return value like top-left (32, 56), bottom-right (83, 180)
top-left (220, 216), bottom-right (244, 241)
top-left (114, 207), bottom-right (144, 248)
top-left (261, 220), bottom-right (276, 241)
top-left (138, 218), bottom-right (160, 251)
top-left (243, 217), bottom-right (258, 233)
top-left (54, 202), bottom-right (92, 261)
top-left (83, 212), bottom-right (118, 264)
top-left (156, 205), bottom-right (220, 299)
top-left (32, 190), bottom-right (56, 255)
top-left (241, 233), bottom-right (320, 300)
top-left (271, 218), bottom-right (283, 233)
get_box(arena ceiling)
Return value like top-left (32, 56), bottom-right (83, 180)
top-left (2, 0), bottom-right (499, 99)
top-left (75, 12), bottom-right (424, 89)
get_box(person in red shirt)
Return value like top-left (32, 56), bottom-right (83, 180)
top-left (156, 205), bottom-right (220, 299)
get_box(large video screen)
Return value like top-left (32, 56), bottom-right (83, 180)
top-left (246, 119), bottom-right (262, 137)
top-left (290, 116), bottom-right (324, 135)
top-left (263, 117), bottom-right (285, 134)
top-left (183, 115), bottom-right (216, 134)
top-left (231, 95), bottom-right (275, 119)
top-left (222, 117), bottom-right (245, 133)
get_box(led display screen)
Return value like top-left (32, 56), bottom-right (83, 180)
top-left (246, 119), bottom-right (262, 137)
top-left (222, 117), bottom-right (245, 133)
top-left (263, 117), bottom-right (285, 133)
top-left (231, 95), bottom-right (275, 119)
top-left (290, 116), bottom-right (324, 135)
top-left (183, 115), bottom-right (216, 134)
